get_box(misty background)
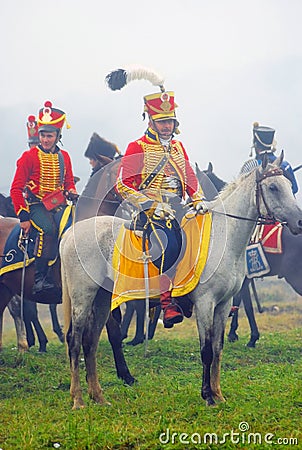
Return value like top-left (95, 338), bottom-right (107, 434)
top-left (1, 0), bottom-right (302, 203)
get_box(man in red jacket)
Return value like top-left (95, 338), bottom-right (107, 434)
top-left (10, 101), bottom-right (77, 298)
top-left (107, 67), bottom-right (207, 327)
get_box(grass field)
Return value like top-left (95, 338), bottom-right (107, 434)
top-left (0, 277), bottom-right (301, 449)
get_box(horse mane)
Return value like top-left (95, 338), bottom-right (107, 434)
top-left (216, 158), bottom-right (280, 202)
top-left (215, 161), bottom-right (259, 201)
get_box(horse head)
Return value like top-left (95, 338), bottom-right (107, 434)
top-left (0, 193), bottom-right (16, 218)
top-left (195, 162), bottom-right (227, 201)
top-left (75, 157), bottom-right (124, 221)
top-left (255, 151), bottom-right (302, 234)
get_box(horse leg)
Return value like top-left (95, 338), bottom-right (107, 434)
top-left (241, 283), bottom-right (260, 347)
top-left (61, 258), bottom-right (86, 410)
top-left (210, 301), bottom-right (230, 402)
top-left (22, 302), bottom-right (36, 347)
top-left (7, 295), bottom-right (28, 352)
top-left (106, 308), bottom-right (136, 386)
top-left (127, 300), bottom-right (145, 346)
top-left (66, 318), bottom-right (85, 409)
top-left (25, 301), bottom-right (48, 352)
top-left (0, 309), bottom-right (3, 351)
top-left (194, 300), bottom-right (216, 406)
top-left (148, 304), bottom-right (161, 339)
top-left (82, 288), bottom-right (112, 405)
top-left (49, 304), bottom-right (64, 343)
top-left (0, 284), bottom-right (12, 351)
top-left (120, 301), bottom-right (135, 340)
top-left (64, 286), bottom-right (87, 409)
top-left (227, 293), bottom-right (241, 342)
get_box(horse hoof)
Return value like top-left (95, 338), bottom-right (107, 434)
top-left (126, 339), bottom-right (144, 346)
top-left (72, 401), bottom-right (85, 410)
top-left (58, 333), bottom-right (65, 344)
top-left (228, 334), bottom-right (239, 343)
top-left (120, 374), bottom-right (137, 386)
top-left (206, 397), bottom-right (216, 406)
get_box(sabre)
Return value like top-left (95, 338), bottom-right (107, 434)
top-left (139, 232), bottom-right (152, 357)
top-left (293, 164), bottom-right (302, 172)
top-left (19, 231), bottom-right (29, 327)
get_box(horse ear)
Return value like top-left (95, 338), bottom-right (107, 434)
top-left (274, 150), bottom-right (284, 168)
top-left (208, 162), bottom-right (213, 173)
top-left (261, 153), bottom-right (269, 170)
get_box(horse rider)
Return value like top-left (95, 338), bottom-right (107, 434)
top-left (252, 122), bottom-right (299, 195)
top-left (26, 114), bottom-right (40, 148)
top-left (84, 132), bottom-right (120, 177)
top-left (107, 67), bottom-right (207, 328)
top-left (10, 101), bottom-right (78, 299)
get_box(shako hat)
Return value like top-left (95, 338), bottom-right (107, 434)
top-left (37, 100), bottom-right (70, 133)
top-left (105, 66), bottom-right (179, 127)
top-left (252, 122), bottom-right (276, 154)
top-left (84, 132), bottom-right (120, 160)
top-left (27, 115), bottom-right (39, 146)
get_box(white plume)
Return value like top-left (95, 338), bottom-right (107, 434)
top-left (125, 65), bottom-right (165, 88)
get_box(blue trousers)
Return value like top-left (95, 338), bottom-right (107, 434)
top-left (146, 217), bottom-right (182, 276)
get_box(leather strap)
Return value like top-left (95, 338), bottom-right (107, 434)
top-left (139, 153), bottom-right (169, 190)
top-left (58, 151), bottom-right (65, 186)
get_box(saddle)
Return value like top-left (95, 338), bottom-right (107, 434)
top-left (111, 211), bottom-right (212, 310)
top-left (0, 206), bottom-right (73, 291)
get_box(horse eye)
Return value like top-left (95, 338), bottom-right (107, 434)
top-left (269, 183), bottom-right (278, 192)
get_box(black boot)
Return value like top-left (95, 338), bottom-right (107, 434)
top-left (32, 257), bottom-right (55, 295)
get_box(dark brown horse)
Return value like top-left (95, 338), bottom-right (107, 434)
top-left (0, 159), bottom-right (135, 384)
top-left (0, 193), bottom-right (16, 218)
top-left (0, 194), bottom-right (63, 351)
top-left (0, 217), bottom-right (29, 351)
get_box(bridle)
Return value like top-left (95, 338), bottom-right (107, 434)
top-left (96, 157), bottom-right (121, 206)
top-left (255, 167), bottom-right (284, 224)
top-left (210, 166), bottom-right (286, 226)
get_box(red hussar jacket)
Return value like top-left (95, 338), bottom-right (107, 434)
top-left (10, 146), bottom-right (76, 220)
top-left (116, 127), bottom-right (204, 207)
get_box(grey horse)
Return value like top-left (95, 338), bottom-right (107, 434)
top-left (60, 154), bottom-right (302, 409)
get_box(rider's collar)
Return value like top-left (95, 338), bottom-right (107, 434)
top-left (37, 144), bottom-right (60, 154)
top-left (145, 126), bottom-right (174, 144)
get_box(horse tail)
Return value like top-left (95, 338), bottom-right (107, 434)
top-left (60, 240), bottom-right (71, 354)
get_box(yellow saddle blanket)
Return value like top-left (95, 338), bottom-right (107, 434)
top-left (111, 212), bottom-right (212, 310)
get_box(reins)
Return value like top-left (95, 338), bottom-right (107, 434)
top-left (208, 209), bottom-right (283, 226)
top-left (206, 166), bottom-right (287, 226)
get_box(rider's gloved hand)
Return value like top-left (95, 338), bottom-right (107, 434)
top-left (153, 202), bottom-right (175, 220)
top-left (64, 190), bottom-right (79, 203)
top-left (193, 199), bottom-right (208, 214)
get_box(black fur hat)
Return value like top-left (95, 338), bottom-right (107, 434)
top-left (84, 133), bottom-right (119, 159)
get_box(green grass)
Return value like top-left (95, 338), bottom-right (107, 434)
top-left (0, 314), bottom-right (302, 450)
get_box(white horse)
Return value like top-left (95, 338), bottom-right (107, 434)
top-left (60, 153), bottom-right (302, 409)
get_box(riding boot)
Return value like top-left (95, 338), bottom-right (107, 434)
top-left (160, 275), bottom-right (183, 328)
top-left (32, 257), bottom-right (55, 294)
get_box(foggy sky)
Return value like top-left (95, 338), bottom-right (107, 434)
top-left (1, 0), bottom-right (302, 203)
